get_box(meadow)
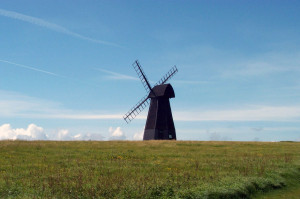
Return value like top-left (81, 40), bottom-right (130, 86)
top-left (0, 141), bottom-right (299, 198)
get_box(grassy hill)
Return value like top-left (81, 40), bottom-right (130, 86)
top-left (0, 141), bottom-right (299, 198)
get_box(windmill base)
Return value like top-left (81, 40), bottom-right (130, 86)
top-left (143, 129), bottom-right (176, 140)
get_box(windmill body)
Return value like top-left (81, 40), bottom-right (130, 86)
top-left (124, 60), bottom-right (178, 140)
top-left (144, 84), bottom-right (176, 140)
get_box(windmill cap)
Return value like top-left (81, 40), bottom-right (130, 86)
top-left (148, 84), bottom-right (175, 98)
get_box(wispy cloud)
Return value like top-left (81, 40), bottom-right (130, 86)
top-left (94, 68), bottom-right (139, 81)
top-left (173, 80), bottom-right (210, 85)
top-left (94, 68), bottom-right (195, 85)
top-left (2, 90), bottom-right (300, 122)
top-left (0, 8), bottom-right (121, 48)
top-left (220, 51), bottom-right (300, 78)
top-left (0, 59), bottom-right (64, 77)
top-left (174, 105), bottom-right (300, 122)
top-left (0, 59), bottom-right (105, 88)
top-left (29, 113), bottom-right (123, 120)
top-left (221, 62), bottom-right (287, 77)
top-left (0, 90), bottom-right (123, 120)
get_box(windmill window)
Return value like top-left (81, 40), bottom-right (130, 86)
top-left (169, 135), bottom-right (172, 139)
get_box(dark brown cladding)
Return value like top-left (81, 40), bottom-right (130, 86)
top-left (148, 84), bottom-right (175, 98)
top-left (144, 84), bottom-right (176, 140)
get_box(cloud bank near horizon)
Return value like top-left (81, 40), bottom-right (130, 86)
top-left (0, 8), bottom-right (121, 48)
top-left (0, 123), bottom-right (109, 141)
top-left (0, 123), bottom-right (139, 141)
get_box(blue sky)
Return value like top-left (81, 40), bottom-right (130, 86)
top-left (0, 1), bottom-right (300, 141)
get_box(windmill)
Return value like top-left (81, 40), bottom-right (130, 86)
top-left (124, 60), bottom-right (178, 140)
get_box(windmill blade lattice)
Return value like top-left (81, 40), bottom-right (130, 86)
top-left (133, 60), bottom-right (152, 93)
top-left (123, 95), bottom-right (150, 123)
top-left (154, 65), bottom-right (178, 86)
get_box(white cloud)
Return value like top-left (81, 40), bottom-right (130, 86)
top-left (73, 133), bottom-right (104, 141)
top-left (133, 131), bottom-right (144, 140)
top-left (109, 127), bottom-right (126, 140)
top-left (54, 129), bottom-right (72, 140)
top-left (0, 123), bottom-right (105, 141)
top-left (0, 8), bottom-right (121, 48)
top-left (0, 123), bottom-right (47, 140)
top-left (109, 127), bottom-right (122, 137)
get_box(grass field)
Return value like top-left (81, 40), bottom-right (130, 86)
top-left (256, 183), bottom-right (300, 199)
top-left (0, 141), bottom-right (299, 198)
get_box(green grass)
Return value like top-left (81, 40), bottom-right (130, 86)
top-left (0, 141), bottom-right (299, 198)
top-left (255, 184), bottom-right (300, 199)
top-left (255, 175), bottom-right (300, 199)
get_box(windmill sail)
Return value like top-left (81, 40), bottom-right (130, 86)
top-left (123, 95), bottom-right (150, 123)
top-left (133, 60), bottom-right (153, 93)
top-left (155, 66), bottom-right (178, 86)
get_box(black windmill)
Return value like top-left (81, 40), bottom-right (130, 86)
top-left (124, 60), bottom-right (178, 140)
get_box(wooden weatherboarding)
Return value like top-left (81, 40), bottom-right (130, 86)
top-left (124, 60), bottom-right (178, 140)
